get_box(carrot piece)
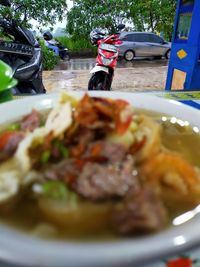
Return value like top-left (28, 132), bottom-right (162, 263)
top-left (0, 131), bottom-right (18, 150)
top-left (115, 115), bottom-right (132, 135)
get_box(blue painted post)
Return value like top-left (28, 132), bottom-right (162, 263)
top-left (166, 0), bottom-right (200, 91)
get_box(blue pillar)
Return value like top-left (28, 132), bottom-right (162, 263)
top-left (166, 0), bottom-right (200, 91)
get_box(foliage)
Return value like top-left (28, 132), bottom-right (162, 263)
top-left (66, 0), bottom-right (176, 41)
top-left (39, 39), bottom-right (59, 70)
top-left (127, 0), bottom-right (176, 40)
top-left (0, 0), bottom-right (68, 28)
top-left (66, 0), bottom-right (130, 40)
top-left (56, 36), bottom-right (97, 57)
top-left (56, 36), bottom-right (95, 52)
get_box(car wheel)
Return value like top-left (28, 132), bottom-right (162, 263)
top-left (124, 50), bottom-right (135, 61)
top-left (154, 56), bottom-right (162, 60)
top-left (165, 50), bottom-right (171, 59)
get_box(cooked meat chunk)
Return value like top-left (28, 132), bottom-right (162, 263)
top-left (74, 156), bottom-right (138, 200)
top-left (20, 109), bottom-right (41, 131)
top-left (85, 141), bottom-right (128, 164)
top-left (43, 141), bottom-right (137, 200)
top-left (4, 132), bottom-right (25, 154)
top-left (112, 186), bottom-right (168, 234)
top-left (75, 127), bottom-right (95, 144)
top-left (43, 159), bottom-right (80, 184)
top-left (0, 132), bottom-right (24, 163)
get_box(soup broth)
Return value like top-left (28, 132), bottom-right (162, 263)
top-left (0, 109), bottom-right (200, 241)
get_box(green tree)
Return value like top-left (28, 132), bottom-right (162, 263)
top-left (127, 0), bottom-right (176, 40)
top-left (67, 0), bottom-right (176, 41)
top-left (66, 0), bottom-right (129, 40)
top-left (0, 0), bottom-right (68, 28)
top-left (156, 0), bottom-right (176, 40)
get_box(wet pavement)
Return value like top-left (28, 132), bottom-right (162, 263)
top-left (54, 58), bottom-right (96, 71)
top-left (43, 58), bottom-right (168, 93)
top-left (54, 57), bottom-right (168, 71)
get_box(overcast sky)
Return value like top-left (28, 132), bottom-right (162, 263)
top-left (67, 0), bottom-right (74, 10)
top-left (56, 0), bottom-right (73, 28)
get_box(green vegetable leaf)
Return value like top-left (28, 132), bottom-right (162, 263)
top-left (40, 151), bottom-right (51, 164)
top-left (6, 122), bottom-right (21, 131)
top-left (42, 181), bottom-right (68, 200)
top-left (42, 181), bottom-right (78, 205)
top-left (59, 145), bottom-right (69, 158)
top-left (52, 139), bottom-right (69, 158)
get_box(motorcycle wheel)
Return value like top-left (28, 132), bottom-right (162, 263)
top-left (60, 50), bottom-right (70, 61)
top-left (88, 71), bottom-right (111, 91)
top-left (64, 54), bottom-right (70, 61)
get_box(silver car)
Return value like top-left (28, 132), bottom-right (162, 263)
top-left (117, 32), bottom-right (171, 61)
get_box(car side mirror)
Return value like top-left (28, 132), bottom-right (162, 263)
top-left (0, 0), bottom-right (11, 7)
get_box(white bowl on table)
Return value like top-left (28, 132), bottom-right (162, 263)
top-left (0, 91), bottom-right (200, 267)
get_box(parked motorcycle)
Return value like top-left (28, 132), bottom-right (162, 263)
top-left (43, 31), bottom-right (70, 61)
top-left (0, 0), bottom-right (46, 95)
top-left (88, 24), bottom-right (125, 91)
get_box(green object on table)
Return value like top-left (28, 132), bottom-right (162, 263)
top-left (0, 60), bottom-right (17, 103)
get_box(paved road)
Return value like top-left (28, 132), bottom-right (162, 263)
top-left (54, 57), bottom-right (168, 71)
top-left (44, 58), bottom-right (168, 93)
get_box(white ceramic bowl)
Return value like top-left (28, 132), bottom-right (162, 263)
top-left (1, 91), bottom-right (200, 267)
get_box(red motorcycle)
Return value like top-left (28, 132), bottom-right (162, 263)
top-left (88, 25), bottom-right (125, 91)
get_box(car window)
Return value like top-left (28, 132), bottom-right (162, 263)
top-left (148, 34), bottom-right (164, 43)
top-left (126, 34), bottom-right (135, 41)
top-left (131, 34), bottom-right (149, 42)
top-left (137, 34), bottom-right (149, 42)
top-left (120, 33), bottom-right (164, 43)
top-left (120, 34), bottom-right (133, 41)
top-left (120, 34), bottom-right (128, 41)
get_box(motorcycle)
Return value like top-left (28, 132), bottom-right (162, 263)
top-left (88, 24), bottom-right (125, 91)
top-left (0, 0), bottom-right (46, 95)
top-left (43, 31), bottom-right (70, 61)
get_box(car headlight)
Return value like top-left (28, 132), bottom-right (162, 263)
top-left (101, 56), bottom-right (113, 66)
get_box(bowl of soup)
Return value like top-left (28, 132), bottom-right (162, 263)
top-left (0, 91), bottom-right (200, 267)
